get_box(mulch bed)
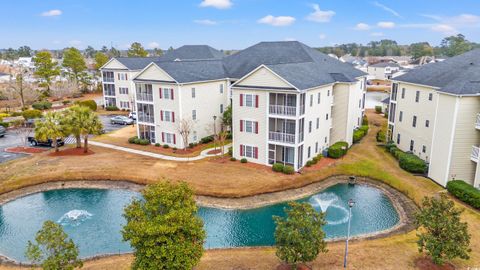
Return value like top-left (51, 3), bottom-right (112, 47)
top-left (300, 157), bottom-right (337, 172)
top-left (415, 257), bottom-right (455, 270)
top-left (206, 149), bottom-right (222, 155)
top-left (5, 147), bottom-right (48, 154)
top-left (276, 263), bottom-right (311, 270)
top-left (48, 147), bottom-right (95, 156)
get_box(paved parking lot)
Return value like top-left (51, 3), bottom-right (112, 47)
top-left (99, 115), bottom-right (133, 133)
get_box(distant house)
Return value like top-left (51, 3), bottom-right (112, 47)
top-left (0, 72), bottom-right (11, 83)
top-left (367, 62), bottom-right (401, 80)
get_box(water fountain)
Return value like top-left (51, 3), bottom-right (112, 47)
top-left (57, 210), bottom-right (93, 227)
top-left (309, 192), bottom-right (339, 212)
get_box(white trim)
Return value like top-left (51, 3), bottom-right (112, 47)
top-left (428, 92), bottom-right (440, 171)
top-left (99, 58), bottom-right (129, 71)
top-left (179, 78), bottom-right (230, 86)
top-left (444, 96), bottom-right (460, 186)
top-left (231, 64), bottom-right (300, 91)
top-left (132, 62), bottom-right (178, 83)
top-left (391, 80), bottom-right (440, 90)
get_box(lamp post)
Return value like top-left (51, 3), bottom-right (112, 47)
top-left (213, 115), bottom-right (217, 151)
top-left (343, 199), bottom-right (355, 269)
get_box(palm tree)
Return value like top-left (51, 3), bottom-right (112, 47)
top-left (64, 105), bottom-right (103, 153)
top-left (34, 112), bottom-right (65, 152)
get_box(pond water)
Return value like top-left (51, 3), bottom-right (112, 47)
top-left (0, 183), bottom-right (399, 262)
top-left (365, 91), bottom-right (389, 109)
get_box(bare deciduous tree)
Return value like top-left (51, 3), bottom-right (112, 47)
top-left (176, 118), bottom-right (195, 150)
top-left (8, 68), bottom-right (37, 109)
top-left (13, 120), bottom-right (33, 148)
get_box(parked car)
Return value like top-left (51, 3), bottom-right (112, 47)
top-left (128, 112), bottom-right (137, 120)
top-left (28, 137), bottom-right (65, 147)
top-left (0, 126), bottom-right (6, 137)
top-left (110, 116), bottom-right (134, 125)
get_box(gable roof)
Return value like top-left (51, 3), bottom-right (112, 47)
top-left (159, 45), bottom-right (225, 62)
top-left (223, 41), bottom-right (366, 90)
top-left (394, 49), bottom-right (480, 95)
top-left (115, 57), bottom-right (163, 70)
top-left (150, 59), bottom-right (227, 84)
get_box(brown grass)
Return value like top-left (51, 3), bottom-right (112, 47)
top-left (1, 110), bottom-right (479, 270)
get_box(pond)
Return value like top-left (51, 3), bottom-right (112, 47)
top-left (0, 183), bottom-right (400, 262)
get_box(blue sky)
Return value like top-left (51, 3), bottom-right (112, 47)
top-left (2, 0), bottom-right (480, 50)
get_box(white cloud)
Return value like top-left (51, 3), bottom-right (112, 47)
top-left (372, 2), bottom-right (402, 18)
top-left (377, 21), bottom-right (395, 28)
top-left (41, 9), bottom-right (62, 17)
top-left (194, 19), bottom-right (218, 25)
top-left (147, 42), bottom-right (160, 49)
top-left (319, 34), bottom-right (327, 40)
top-left (306, 4), bottom-right (335, 23)
top-left (284, 37), bottom-right (297, 41)
top-left (370, 32), bottom-right (384, 37)
top-left (258, 15), bottom-right (296, 26)
top-left (69, 40), bottom-right (82, 46)
top-left (431, 24), bottom-right (457, 35)
top-left (199, 0), bottom-right (232, 9)
top-left (354, 23), bottom-right (371, 30)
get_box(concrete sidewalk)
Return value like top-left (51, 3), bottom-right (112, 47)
top-left (89, 141), bottom-right (231, 161)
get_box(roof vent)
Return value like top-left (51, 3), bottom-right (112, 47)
top-left (470, 62), bottom-right (474, 65)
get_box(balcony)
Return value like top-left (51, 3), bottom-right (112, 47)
top-left (269, 105), bottom-right (296, 116)
top-left (476, 114), bottom-right (480, 129)
top-left (269, 132), bottom-right (295, 144)
top-left (136, 93), bottom-right (153, 102)
top-left (138, 113), bottom-right (155, 124)
top-left (471, 146), bottom-right (479, 162)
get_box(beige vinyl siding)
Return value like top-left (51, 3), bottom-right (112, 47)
top-left (237, 67), bottom-right (292, 88)
top-left (428, 94), bottom-right (457, 186)
top-left (330, 83), bottom-right (350, 144)
top-left (151, 83), bottom-right (180, 147)
top-left (232, 89), bottom-right (268, 165)
top-left (102, 59), bottom-right (128, 70)
top-left (135, 64), bottom-right (175, 82)
top-left (393, 83), bottom-right (436, 161)
top-left (448, 96), bottom-right (480, 185)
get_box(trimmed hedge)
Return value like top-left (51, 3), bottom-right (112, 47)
top-left (446, 180), bottom-right (480, 209)
top-left (200, 135), bottom-right (214, 144)
top-left (399, 153), bottom-right (427, 174)
top-left (128, 136), bottom-right (150, 145)
top-left (22, 109), bottom-right (42, 120)
top-left (359, 125), bottom-right (369, 133)
top-left (0, 122), bottom-right (8, 128)
top-left (240, 158), bottom-right (247, 163)
top-left (272, 163), bottom-right (285, 172)
top-left (376, 130), bottom-right (386, 142)
top-left (362, 115), bottom-right (368, 126)
top-left (328, 141), bottom-right (349, 159)
top-left (353, 130), bottom-right (365, 143)
top-left (78, 100), bottom-right (97, 111)
top-left (283, 165), bottom-right (295, 175)
top-left (375, 106), bottom-right (382, 113)
top-left (106, 105), bottom-right (119, 111)
top-left (31, 101), bottom-right (52, 110)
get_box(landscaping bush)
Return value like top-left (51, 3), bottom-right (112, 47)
top-left (31, 101), bottom-right (52, 110)
top-left (385, 141), bottom-right (396, 151)
top-left (226, 132), bottom-right (233, 140)
top-left (78, 100), bottom-right (97, 111)
top-left (446, 180), bottom-right (480, 209)
top-left (228, 147), bottom-right (233, 156)
top-left (317, 153), bottom-right (323, 160)
top-left (282, 165), bottom-right (295, 175)
top-left (240, 158), bottom-right (247, 163)
top-left (375, 106), bottom-right (382, 113)
top-left (200, 135), bottom-right (214, 144)
top-left (22, 109), bottom-right (42, 120)
top-left (359, 125), bottom-right (369, 133)
top-left (138, 139), bottom-right (150, 145)
top-left (306, 160), bottom-right (313, 167)
top-left (155, 143), bottom-right (161, 147)
top-left (163, 144), bottom-right (170, 149)
top-left (62, 100), bottom-right (71, 105)
top-left (188, 143), bottom-right (195, 149)
top-left (376, 130), bottom-right (386, 142)
top-left (105, 105), bottom-right (119, 111)
top-left (10, 112), bottom-right (22, 117)
top-left (362, 115), bottom-right (368, 126)
top-left (230, 157), bottom-right (237, 161)
top-left (128, 136), bottom-right (138, 144)
top-left (0, 122), bottom-right (8, 128)
top-left (399, 153), bottom-right (427, 174)
top-left (353, 129), bottom-right (365, 143)
top-left (272, 163), bottom-right (285, 172)
top-left (312, 156), bottom-right (319, 164)
top-left (328, 141), bottom-right (349, 159)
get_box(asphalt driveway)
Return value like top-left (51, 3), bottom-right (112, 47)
top-left (0, 129), bottom-right (28, 163)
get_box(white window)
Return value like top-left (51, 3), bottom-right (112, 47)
top-left (119, 87), bottom-right (129, 94)
top-left (118, 73), bottom-right (128, 80)
top-left (327, 90), bottom-right (330, 96)
top-left (243, 145), bottom-right (255, 158)
top-left (120, 101), bottom-right (130, 109)
top-left (219, 84), bottom-right (224, 94)
top-left (245, 94), bottom-right (253, 107)
top-left (310, 95), bottom-right (313, 107)
top-left (308, 146), bottom-right (311, 158)
top-left (192, 110), bottom-right (197, 120)
top-left (165, 133), bottom-right (174, 144)
top-left (326, 113), bottom-right (329, 120)
top-left (192, 88), bottom-right (196, 98)
top-left (245, 120), bottom-right (253, 133)
top-left (315, 142), bottom-right (318, 153)
top-left (308, 121), bottom-right (312, 133)
top-left (316, 118), bottom-right (319, 129)
top-left (220, 104), bottom-right (224, 113)
top-left (242, 120), bottom-right (257, 133)
top-left (163, 88), bottom-right (171, 99)
top-left (193, 131), bottom-right (197, 142)
top-left (317, 92), bottom-right (321, 104)
top-left (162, 111), bottom-right (174, 122)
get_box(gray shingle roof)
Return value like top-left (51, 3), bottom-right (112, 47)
top-left (115, 57), bottom-right (163, 70)
top-left (155, 59), bottom-right (227, 84)
top-left (394, 49), bottom-right (480, 95)
top-left (159, 45), bottom-right (225, 62)
top-left (224, 41), bottom-right (366, 90)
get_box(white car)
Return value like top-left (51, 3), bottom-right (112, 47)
top-left (128, 112), bottom-right (137, 120)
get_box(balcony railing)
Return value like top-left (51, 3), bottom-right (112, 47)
top-left (269, 132), bottom-right (295, 144)
top-left (138, 114), bottom-right (155, 124)
top-left (476, 114), bottom-right (480, 129)
top-left (471, 145), bottom-right (479, 162)
top-left (136, 93), bottom-right (153, 102)
top-left (269, 105), bottom-right (296, 116)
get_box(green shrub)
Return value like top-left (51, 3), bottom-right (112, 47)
top-left (0, 122), bottom-right (8, 128)
top-left (389, 146), bottom-right (398, 155)
top-left (317, 153), bottom-right (323, 160)
top-left (384, 112), bottom-right (388, 118)
top-left (446, 180), bottom-right (480, 209)
top-left (399, 153), bottom-right (427, 174)
top-left (133, 138), bottom-right (141, 144)
top-left (362, 115), bottom-right (368, 126)
top-left (31, 101), bottom-right (52, 110)
top-left (105, 105), bottom-right (119, 111)
top-left (226, 132), bottom-right (233, 140)
top-left (394, 149), bottom-right (406, 160)
top-left (155, 143), bottom-right (160, 147)
top-left (10, 112), bottom-right (22, 117)
top-left (282, 165), bottom-right (295, 175)
top-left (353, 129), bottom-right (365, 143)
top-left (62, 100), bottom-right (71, 105)
top-left (375, 106), bottom-right (382, 113)
top-left (139, 139), bottom-right (150, 145)
top-left (78, 100), bottom-right (97, 111)
top-left (385, 141), bottom-right (396, 151)
top-left (22, 109), bottom-right (42, 120)
top-left (359, 125), bottom-right (369, 133)
top-left (376, 130), bottom-right (386, 142)
top-left (240, 158), bottom-right (247, 163)
top-left (312, 156), bottom-right (319, 164)
top-left (272, 163), bottom-right (285, 172)
top-left (328, 141), bottom-right (349, 159)
top-left (128, 136), bottom-right (138, 144)
top-left (163, 144), bottom-right (170, 149)
top-left (306, 160), bottom-right (313, 167)
top-left (200, 135), bottom-right (214, 144)
top-left (230, 157), bottom-right (237, 161)
top-left (188, 143), bottom-right (195, 149)
top-left (228, 147), bottom-right (233, 156)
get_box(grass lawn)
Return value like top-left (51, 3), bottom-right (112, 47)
top-left (0, 110), bottom-right (479, 269)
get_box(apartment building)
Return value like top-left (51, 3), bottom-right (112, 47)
top-left (227, 41), bottom-right (366, 170)
top-left (388, 49), bottom-right (480, 188)
top-left (367, 62), bottom-right (400, 80)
